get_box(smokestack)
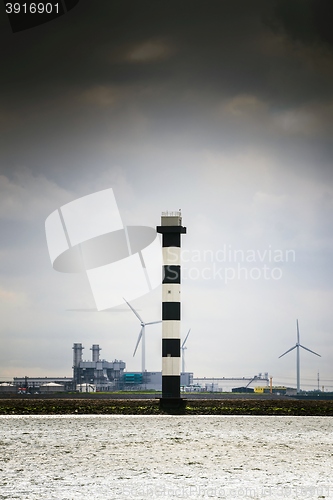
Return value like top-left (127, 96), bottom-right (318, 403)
top-left (72, 343), bottom-right (84, 367)
top-left (157, 211), bottom-right (186, 408)
top-left (91, 344), bottom-right (101, 362)
top-left (72, 343), bottom-right (84, 389)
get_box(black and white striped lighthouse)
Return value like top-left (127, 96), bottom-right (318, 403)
top-left (157, 211), bottom-right (186, 407)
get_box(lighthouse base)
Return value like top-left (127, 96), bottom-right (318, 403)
top-left (159, 398), bottom-right (186, 413)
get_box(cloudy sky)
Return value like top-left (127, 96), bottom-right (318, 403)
top-left (1, 0), bottom-right (332, 391)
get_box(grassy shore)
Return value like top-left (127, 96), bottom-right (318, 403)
top-left (1, 398), bottom-right (333, 415)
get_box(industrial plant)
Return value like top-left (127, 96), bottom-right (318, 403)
top-left (72, 343), bottom-right (125, 391)
top-left (3, 342), bottom-right (193, 394)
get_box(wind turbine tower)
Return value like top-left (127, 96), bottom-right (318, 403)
top-left (279, 319), bottom-right (321, 394)
top-left (124, 299), bottom-right (161, 376)
top-left (181, 329), bottom-right (191, 374)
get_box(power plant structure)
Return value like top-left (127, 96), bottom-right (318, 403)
top-left (72, 343), bottom-right (126, 391)
top-left (157, 211), bottom-right (186, 408)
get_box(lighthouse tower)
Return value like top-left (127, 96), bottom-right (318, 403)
top-left (157, 211), bottom-right (186, 408)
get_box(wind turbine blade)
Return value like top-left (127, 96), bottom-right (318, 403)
top-left (279, 345), bottom-right (297, 358)
top-left (182, 328), bottom-right (191, 348)
top-left (133, 327), bottom-right (143, 357)
top-left (297, 319), bottom-right (300, 344)
top-left (145, 320), bottom-right (162, 326)
top-left (123, 298), bottom-right (144, 323)
top-left (299, 344), bottom-right (321, 357)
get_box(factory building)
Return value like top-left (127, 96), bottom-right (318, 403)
top-left (72, 343), bottom-right (126, 391)
top-left (0, 382), bottom-right (16, 394)
top-left (121, 371), bottom-right (193, 391)
top-left (13, 377), bottom-right (73, 393)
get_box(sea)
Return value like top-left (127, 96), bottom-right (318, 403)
top-left (0, 415), bottom-right (332, 500)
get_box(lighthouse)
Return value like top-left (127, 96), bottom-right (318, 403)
top-left (157, 211), bottom-right (186, 408)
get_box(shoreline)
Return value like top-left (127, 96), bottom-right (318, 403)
top-left (1, 397), bottom-right (333, 415)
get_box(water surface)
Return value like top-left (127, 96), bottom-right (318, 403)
top-left (0, 415), bottom-right (332, 499)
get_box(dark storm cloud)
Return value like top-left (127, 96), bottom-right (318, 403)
top-left (270, 0), bottom-right (333, 49)
top-left (2, 1), bottom-right (332, 106)
top-left (1, 0), bottom-right (333, 185)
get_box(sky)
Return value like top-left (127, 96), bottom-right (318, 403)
top-left (1, 0), bottom-right (333, 391)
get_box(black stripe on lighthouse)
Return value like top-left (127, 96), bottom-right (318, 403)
top-left (162, 338), bottom-right (180, 357)
top-left (162, 302), bottom-right (181, 320)
top-left (162, 376), bottom-right (180, 399)
top-left (162, 233), bottom-right (181, 247)
top-left (163, 265), bottom-right (181, 284)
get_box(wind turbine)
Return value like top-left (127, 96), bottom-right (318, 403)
top-left (279, 319), bottom-right (321, 394)
top-left (181, 329), bottom-right (191, 373)
top-left (123, 298), bottom-right (161, 375)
